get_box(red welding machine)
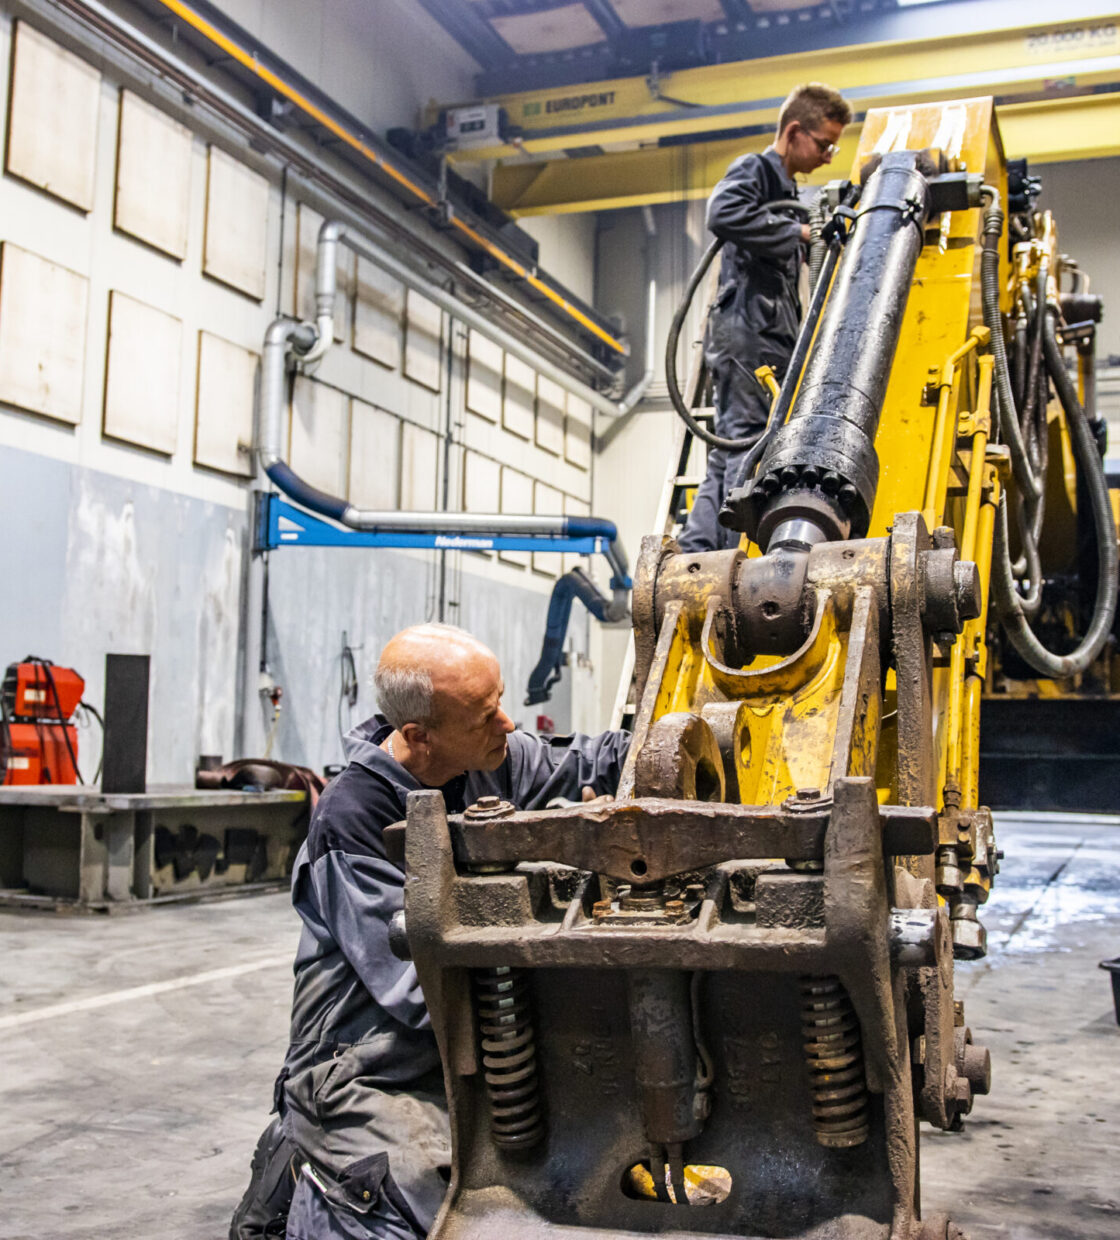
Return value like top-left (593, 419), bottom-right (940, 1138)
top-left (1, 659), bottom-right (85, 785)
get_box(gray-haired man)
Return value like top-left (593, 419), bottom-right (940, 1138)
top-left (231, 624), bottom-right (629, 1240)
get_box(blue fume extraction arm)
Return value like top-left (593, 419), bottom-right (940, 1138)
top-left (256, 220), bottom-right (641, 705)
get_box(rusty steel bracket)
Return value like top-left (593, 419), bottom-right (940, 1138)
top-left (386, 797), bottom-right (936, 884)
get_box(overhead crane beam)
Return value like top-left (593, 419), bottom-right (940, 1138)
top-left (436, 9), bottom-right (1120, 171)
top-left (493, 92), bottom-right (1120, 215)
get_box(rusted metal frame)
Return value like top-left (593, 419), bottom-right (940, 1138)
top-left (703, 589), bottom-right (834, 699)
top-left (627, 536), bottom-right (679, 721)
top-left (822, 777), bottom-right (918, 1238)
top-left (406, 787), bottom-right (926, 973)
top-left (442, 798), bottom-right (936, 884)
top-left (828, 586), bottom-right (883, 785)
top-left (618, 598), bottom-right (688, 799)
top-left (922, 327), bottom-right (990, 530)
top-left (889, 514), bottom-right (937, 885)
top-left (633, 712), bottom-right (726, 801)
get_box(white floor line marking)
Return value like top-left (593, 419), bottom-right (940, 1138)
top-left (0, 954), bottom-right (292, 1031)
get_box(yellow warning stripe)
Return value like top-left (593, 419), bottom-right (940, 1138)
top-left (153, 0), bottom-right (626, 355)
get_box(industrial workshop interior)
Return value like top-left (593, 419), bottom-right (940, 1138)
top-left (4, 0), bottom-right (1120, 1237)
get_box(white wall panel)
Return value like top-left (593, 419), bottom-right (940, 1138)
top-left (289, 377), bottom-right (349, 498)
top-left (194, 331), bottom-right (257, 476)
top-left (0, 243), bottom-right (87, 425)
top-left (463, 450), bottom-right (500, 559)
top-left (296, 203), bottom-right (353, 343)
top-left (400, 421), bottom-right (439, 510)
top-left (404, 289), bottom-right (442, 392)
top-left (114, 90), bottom-right (192, 260)
top-left (565, 393), bottom-right (592, 470)
top-left (464, 450), bottom-right (501, 514)
top-left (102, 291), bottom-right (181, 454)
top-left (465, 330), bottom-right (502, 423)
top-left (6, 22), bottom-right (99, 213)
top-left (349, 399), bottom-right (400, 510)
top-left (535, 375), bottom-right (565, 456)
top-left (563, 493), bottom-right (591, 574)
top-left (532, 480), bottom-right (563, 578)
top-left (503, 354), bottom-right (535, 441)
top-left (204, 146), bottom-right (269, 301)
top-left (352, 255), bottom-right (402, 369)
top-left (499, 467), bottom-right (532, 567)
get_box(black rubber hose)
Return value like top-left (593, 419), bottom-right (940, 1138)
top-left (979, 194), bottom-right (1041, 505)
top-left (1020, 270), bottom-right (1047, 475)
top-left (665, 238), bottom-right (759, 451)
top-left (807, 193), bottom-right (827, 292)
top-left (992, 310), bottom-right (1118, 676)
top-left (665, 200), bottom-right (811, 453)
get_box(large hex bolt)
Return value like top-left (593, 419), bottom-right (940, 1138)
top-left (463, 795), bottom-right (517, 874)
top-left (919, 528), bottom-right (981, 642)
top-left (936, 845), bottom-right (963, 896)
top-left (945, 1065), bottom-right (973, 1129)
top-left (953, 559), bottom-right (982, 621)
top-left (954, 1025), bottom-right (991, 1099)
top-left (950, 895), bottom-right (987, 960)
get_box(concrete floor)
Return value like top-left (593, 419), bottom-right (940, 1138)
top-left (0, 814), bottom-right (1117, 1240)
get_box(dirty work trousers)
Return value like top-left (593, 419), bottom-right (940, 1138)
top-left (231, 1063), bottom-right (449, 1240)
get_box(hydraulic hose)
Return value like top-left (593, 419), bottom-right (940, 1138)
top-left (665, 201), bottom-right (810, 453)
top-left (665, 237), bottom-right (752, 451)
top-left (992, 309), bottom-right (1118, 676)
top-left (979, 190), bottom-right (1040, 506)
top-left (807, 193), bottom-right (828, 293)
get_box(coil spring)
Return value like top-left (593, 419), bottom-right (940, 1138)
top-left (799, 975), bottom-right (869, 1148)
top-left (473, 966), bottom-right (545, 1150)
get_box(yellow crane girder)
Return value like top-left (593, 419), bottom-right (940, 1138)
top-left (493, 91), bottom-right (1120, 216)
top-left (435, 10), bottom-right (1120, 215)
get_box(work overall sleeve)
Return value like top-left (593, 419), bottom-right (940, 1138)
top-left (475, 729), bottom-right (631, 810)
top-left (311, 849), bottom-right (429, 1031)
top-left (707, 154), bottom-right (803, 263)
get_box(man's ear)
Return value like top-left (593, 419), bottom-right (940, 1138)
top-left (400, 722), bottom-right (429, 750)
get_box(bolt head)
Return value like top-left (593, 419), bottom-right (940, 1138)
top-left (951, 915), bottom-right (987, 960)
top-left (796, 786), bottom-right (820, 801)
top-left (953, 559), bottom-right (982, 621)
top-left (464, 795), bottom-right (515, 821)
top-left (936, 863), bottom-right (963, 894)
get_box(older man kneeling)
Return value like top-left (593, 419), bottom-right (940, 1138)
top-left (231, 623), bottom-right (629, 1240)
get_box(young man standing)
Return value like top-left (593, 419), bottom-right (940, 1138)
top-left (678, 81), bottom-right (852, 553)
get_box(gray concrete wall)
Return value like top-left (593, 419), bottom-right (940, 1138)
top-left (0, 442), bottom-right (574, 782)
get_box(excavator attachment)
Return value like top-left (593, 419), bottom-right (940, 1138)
top-left (393, 97), bottom-right (1113, 1240)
